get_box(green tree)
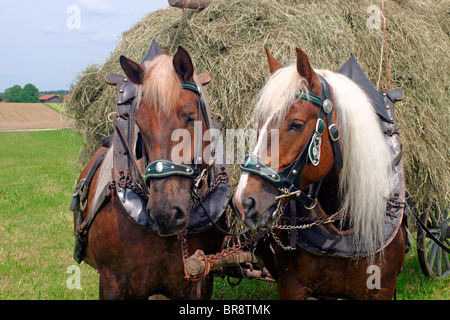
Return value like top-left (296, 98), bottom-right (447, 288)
top-left (19, 84), bottom-right (40, 102)
top-left (3, 85), bottom-right (22, 102)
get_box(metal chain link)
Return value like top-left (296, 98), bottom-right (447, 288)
top-left (269, 196), bottom-right (340, 250)
top-left (178, 228), bottom-right (268, 280)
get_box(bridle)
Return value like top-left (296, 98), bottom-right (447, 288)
top-left (240, 74), bottom-right (343, 210)
top-left (139, 79), bottom-right (233, 235)
top-left (142, 80), bottom-right (211, 185)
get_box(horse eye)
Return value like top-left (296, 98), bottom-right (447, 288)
top-left (288, 121), bottom-right (304, 132)
top-left (186, 116), bottom-right (195, 126)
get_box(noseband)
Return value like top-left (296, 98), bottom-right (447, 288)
top-left (142, 81), bottom-right (210, 183)
top-left (240, 74), bottom-right (343, 209)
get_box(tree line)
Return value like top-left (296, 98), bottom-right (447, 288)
top-left (1, 84), bottom-right (69, 103)
top-left (2, 84), bottom-right (40, 102)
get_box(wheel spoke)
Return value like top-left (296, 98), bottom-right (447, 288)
top-left (426, 239), bottom-right (434, 252)
top-left (436, 247), bottom-right (442, 277)
top-left (444, 251), bottom-right (450, 269)
top-left (428, 243), bottom-right (438, 269)
top-left (430, 210), bottom-right (439, 227)
top-left (417, 205), bottom-right (449, 279)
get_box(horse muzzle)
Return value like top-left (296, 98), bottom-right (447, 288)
top-left (147, 205), bottom-right (189, 236)
top-left (233, 192), bottom-right (276, 231)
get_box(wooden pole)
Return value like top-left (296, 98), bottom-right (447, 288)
top-left (168, 0), bottom-right (211, 10)
top-left (185, 249), bottom-right (258, 278)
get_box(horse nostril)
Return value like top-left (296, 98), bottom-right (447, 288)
top-left (173, 207), bottom-right (185, 222)
top-left (243, 197), bottom-right (256, 211)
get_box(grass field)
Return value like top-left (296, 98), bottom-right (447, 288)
top-left (0, 130), bottom-right (98, 299)
top-left (0, 130), bottom-right (448, 300)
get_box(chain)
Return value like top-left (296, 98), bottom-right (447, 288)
top-left (178, 228), bottom-right (268, 280)
top-left (180, 187), bottom-right (343, 276)
top-left (269, 197), bottom-right (340, 251)
top-left (206, 228), bottom-right (268, 263)
top-left (178, 230), bottom-right (190, 266)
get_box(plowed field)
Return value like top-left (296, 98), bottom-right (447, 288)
top-left (0, 103), bottom-right (73, 131)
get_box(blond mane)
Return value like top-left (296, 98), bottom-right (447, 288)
top-left (254, 64), bottom-right (309, 127)
top-left (138, 54), bottom-right (182, 114)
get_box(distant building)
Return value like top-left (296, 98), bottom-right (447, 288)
top-left (39, 94), bottom-right (61, 103)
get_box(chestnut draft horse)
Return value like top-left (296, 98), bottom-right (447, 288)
top-left (233, 47), bottom-right (407, 299)
top-left (71, 45), bottom-right (229, 299)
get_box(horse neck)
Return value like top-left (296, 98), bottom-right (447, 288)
top-left (316, 164), bottom-right (341, 216)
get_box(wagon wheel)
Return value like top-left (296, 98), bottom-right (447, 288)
top-left (417, 205), bottom-right (450, 279)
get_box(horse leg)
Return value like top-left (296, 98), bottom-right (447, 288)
top-left (277, 272), bottom-right (311, 300)
top-left (179, 277), bottom-right (214, 300)
top-left (98, 268), bottom-right (127, 300)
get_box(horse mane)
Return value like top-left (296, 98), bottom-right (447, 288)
top-left (140, 54), bottom-right (183, 114)
top-left (321, 70), bottom-right (393, 254)
top-left (254, 64), bottom-right (393, 254)
top-left (254, 64), bottom-right (309, 127)
top-left (137, 54), bottom-right (207, 116)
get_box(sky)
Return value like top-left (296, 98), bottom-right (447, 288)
top-left (0, 0), bottom-right (169, 92)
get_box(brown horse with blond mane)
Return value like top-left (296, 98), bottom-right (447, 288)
top-left (72, 44), bottom-right (229, 299)
top-left (233, 47), bottom-right (407, 299)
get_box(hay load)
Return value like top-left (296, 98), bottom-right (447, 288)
top-left (65, 0), bottom-right (449, 210)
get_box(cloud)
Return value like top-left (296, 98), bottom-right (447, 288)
top-left (77, 0), bottom-right (111, 14)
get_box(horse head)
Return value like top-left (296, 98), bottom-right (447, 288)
top-left (233, 47), bottom-right (338, 229)
top-left (120, 46), bottom-right (212, 236)
top-left (234, 46), bottom-right (394, 254)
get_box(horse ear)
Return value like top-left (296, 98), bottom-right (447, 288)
top-left (264, 46), bottom-right (283, 74)
top-left (120, 55), bottom-right (145, 85)
top-left (295, 48), bottom-right (320, 92)
top-left (173, 46), bottom-right (194, 82)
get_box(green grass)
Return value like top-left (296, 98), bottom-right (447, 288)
top-left (211, 247), bottom-right (450, 300)
top-left (0, 130), bottom-right (98, 299)
top-left (0, 130), bottom-right (447, 300)
top-left (396, 246), bottom-right (449, 300)
top-left (42, 103), bottom-right (74, 118)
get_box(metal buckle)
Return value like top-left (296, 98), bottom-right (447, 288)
top-left (328, 124), bottom-right (340, 142)
top-left (304, 197), bottom-right (317, 210)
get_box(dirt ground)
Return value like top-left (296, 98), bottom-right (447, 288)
top-left (0, 103), bottom-right (74, 131)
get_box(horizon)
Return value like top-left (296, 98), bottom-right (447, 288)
top-left (0, 0), bottom-right (169, 93)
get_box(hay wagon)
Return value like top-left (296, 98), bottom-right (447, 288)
top-left (66, 0), bottom-right (449, 283)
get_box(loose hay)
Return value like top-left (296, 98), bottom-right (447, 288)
top-left (64, 0), bottom-right (449, 210)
